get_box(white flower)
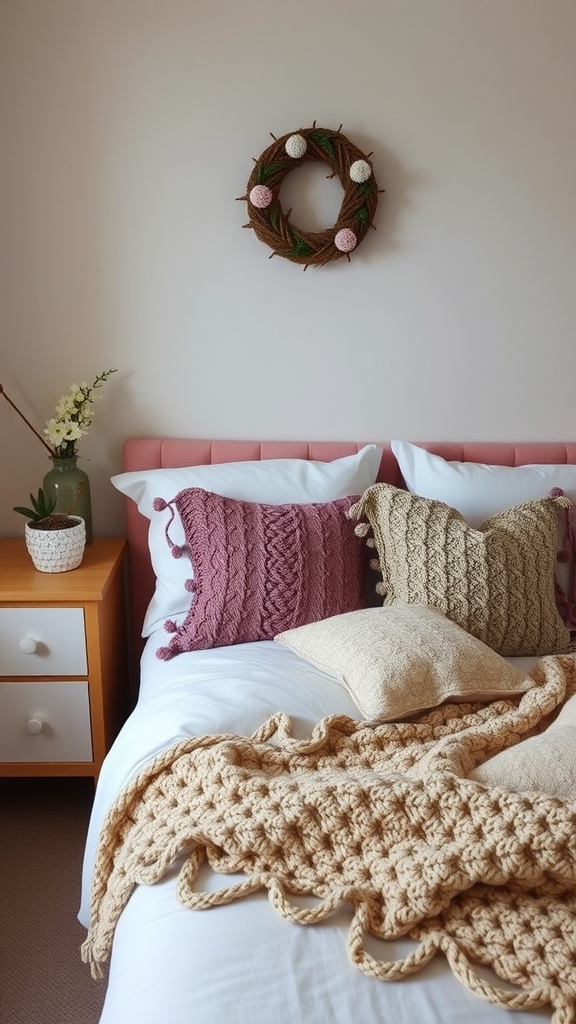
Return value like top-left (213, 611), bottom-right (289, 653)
top-left (43, 369), bottom-right (116, 458)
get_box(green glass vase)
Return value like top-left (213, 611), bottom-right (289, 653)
top-left (42, 456), bottom-right (93, 544)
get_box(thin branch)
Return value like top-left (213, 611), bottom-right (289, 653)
top-left (0, 382), bottom-right (54, 455)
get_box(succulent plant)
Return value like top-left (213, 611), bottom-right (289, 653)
top-left (14, 488), bottom-right (57, 523)
top-left (13, 488), bottom-right (77, 530)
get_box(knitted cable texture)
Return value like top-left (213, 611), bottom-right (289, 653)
top-left (348, 486), bottom-right (575, 657)
top-left (154, 488), bottom-right (364, 658)
top-left (82, 655), bottom-right (576, 1022)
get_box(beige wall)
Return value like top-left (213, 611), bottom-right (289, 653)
top-left (1, 0), bottom-right (575, 538)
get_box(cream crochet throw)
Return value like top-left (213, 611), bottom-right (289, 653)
top-left (83, 655), bottom-right (576, 1023)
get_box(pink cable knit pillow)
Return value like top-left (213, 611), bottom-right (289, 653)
top-left (153, 488), bottom-right (365, 658)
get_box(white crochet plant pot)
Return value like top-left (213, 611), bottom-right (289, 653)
top-left (25, 516), bottom-right (86, 573)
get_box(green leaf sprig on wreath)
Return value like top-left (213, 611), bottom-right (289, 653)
top-left (308, 128), bottom-right (336, 160)
top-left (238, 122), bottom-right (383, 269)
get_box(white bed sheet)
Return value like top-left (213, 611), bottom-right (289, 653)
top-left (80, 636), bottom-right (548, 1024)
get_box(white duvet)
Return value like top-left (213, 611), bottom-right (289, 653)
top-left (80, 636), bottom-right (548, 1024)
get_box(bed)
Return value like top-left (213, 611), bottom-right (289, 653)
top-left (79, 437), bottom-right (576, 1024)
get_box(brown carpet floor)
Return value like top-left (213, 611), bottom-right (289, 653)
top-left (0, 777), bottom-right (107, 1024)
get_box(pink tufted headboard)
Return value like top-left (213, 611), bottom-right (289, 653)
top-left (122, 438), bottom-right (576, 658)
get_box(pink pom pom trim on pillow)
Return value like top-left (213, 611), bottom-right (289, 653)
top-left (153, 496), bottom-right (185, 558)
top-left (155, 488), bottom-right (365, 659)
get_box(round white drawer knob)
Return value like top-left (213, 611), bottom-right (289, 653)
top-left (26, 718), bottom-right (44, 735)
top-left (19, 637), bottom-right (38, 655)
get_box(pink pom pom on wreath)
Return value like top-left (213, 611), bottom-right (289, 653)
top-left (334, 228), bottom-right (357, 252)
top-left (249, 184), bottom-right (274, 209)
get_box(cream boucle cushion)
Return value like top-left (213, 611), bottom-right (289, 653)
top-left (274, 603), bottom-right (531, 721)
top-left (470, 691), bottom-right (576, 799)
top-left (348, 485), bottom-right (574, 657)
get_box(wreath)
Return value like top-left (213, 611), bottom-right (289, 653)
top-left (239, 124), bottom-right (382, 269)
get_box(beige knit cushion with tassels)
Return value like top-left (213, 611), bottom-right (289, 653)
top-left (348, 485), bottom-right (574, 657)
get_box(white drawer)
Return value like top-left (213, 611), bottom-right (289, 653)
top-left (0, 607), bottom-right (87, 676)
top-left (0, 681), bottom-right (92, 762)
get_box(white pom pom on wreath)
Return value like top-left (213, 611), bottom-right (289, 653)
top-left (285, 134), bottom-right (308, 159)
top-left (349, 159), bottom-right (372, 183)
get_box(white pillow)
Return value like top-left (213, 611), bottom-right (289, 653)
top-left (112, 445), bottom-right (382, 637)
top-left (391, 440), bottom-right (576, 525)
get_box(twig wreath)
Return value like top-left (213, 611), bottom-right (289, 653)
top-left (238, 123), bottom-right (382, 269)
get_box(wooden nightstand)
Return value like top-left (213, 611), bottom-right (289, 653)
top-left (0, 538), bottom-right (129, 781)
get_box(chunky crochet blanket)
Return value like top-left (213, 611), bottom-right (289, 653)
top-left (83, 655), bottom-right (576, 1022)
